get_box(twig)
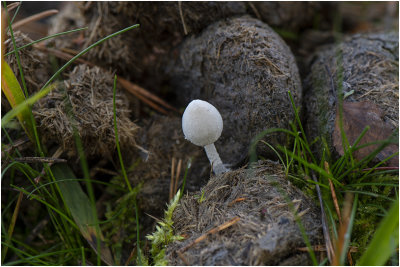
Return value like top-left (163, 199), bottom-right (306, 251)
top-left (2, 191), bottom-right (23, 262)
top-left (311, 172), bottom-right (335, 264)
top-left (1, 137), bottom-right (30, 158)
top-left (297, 245), bottom-right (358, 253)
top-left (228, 197), bottom-right (246, 207)
top-left (169, 157), bottom-right (176, 201)
top-left (360, 166), bottom-right (399, 172)
top-left (15, 157), bottom-right (67, 164)
top-left (179, 217), bottom-right (240, 253)
top-left (324, 161), bottom-right (342, 225)
top-left (34, 147), bottom-right (64, 184)
top-left (118, 77), bottom-right (177, 113)
top-left (34, 45), bottom-right (177, 114)
top-left (6, 2), bottom-right (20, 11)
top-left (178, 2), bottom-right (188, 35)
top-left (12, 9), bottom-right (59, 30)
top-left (177, 250), bottom-right (190, 266)
top-left (124, 245), bottom-right (136, 266)
top-left (333, 193), bottom-right (354, 265)
top-left (248, 2), bottom-right (262, 20)
top-left (174, 159), bottom-right (182, 197)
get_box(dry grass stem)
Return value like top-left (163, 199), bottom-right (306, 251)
top-left (12, 9), bottom-right (59, 30)
top-left (180, 216), bottom-right (240, 253)
top-left (169, 157), bottom-right (176, 201)
top-left (325, 161), bottom-right (342, 224)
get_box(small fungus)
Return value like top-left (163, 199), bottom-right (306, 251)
top-left (182, 100), bottom-right (229, 175)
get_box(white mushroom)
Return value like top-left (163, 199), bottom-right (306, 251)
top-left (182, 99), bottom-right (229, 175)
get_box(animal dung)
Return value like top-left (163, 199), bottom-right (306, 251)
top-left (167, 16), bottom-right (303, 167)
top-left (304, 32), bottom-right (399, 163)
top-left (166, 160), bottom-right (322, 265)
top-left (33, 65), bottom-right (138, 158)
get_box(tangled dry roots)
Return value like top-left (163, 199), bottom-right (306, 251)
top-left (33, 65), bottom-right (138, 158)
top-left (166, 160), bottom-right (322, 265)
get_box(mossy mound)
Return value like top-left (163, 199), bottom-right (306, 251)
top-left (33, 65), bottom-right (138, 158)
top-left (166, 160), bottom-right (322, 265)
top-left (167, 16), bottom-right (302, 167)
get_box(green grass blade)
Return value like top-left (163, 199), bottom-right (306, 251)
top-left (1, 192), bottom-right (23, 264)
top-left (339, 194), bottom-right (358, 265)
top-left (40, 24), bottom-right (140, 93)
top-left (112, 74), bottom-right (142, 265)
top-left (50, 163), bottom-right (114, 265)
top-left (5, 27), bottom-right (88, 56)
top-left (357, 199), bottom-right (399, 265)
top-left (1, 81), bottom-right (57, 127)
top-left (1, 61), bottom-right (33, 139)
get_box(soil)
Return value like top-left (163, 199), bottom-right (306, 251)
top-left (166, 160), bottom-right (322, 265)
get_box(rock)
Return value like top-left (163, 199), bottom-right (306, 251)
top-left (166, 160), bottom-right (322, 265)
top-left (304, 32), bottom-right (399, 163)
top-left (168, 16), bottom-right (302, 167)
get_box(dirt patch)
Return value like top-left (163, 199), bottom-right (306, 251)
top-left (304, 32), bottom-right (399, 160)
top-left (33, 65), bottom-right (138, 158)
top-left (167, 16), bottom-right (302, 167)
top-left (166, 160), bottom-right (322, 265)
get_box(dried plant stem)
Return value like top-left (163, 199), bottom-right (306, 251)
top-left (325, 161), bottom-right (342, 224)
top-left (312, 173), bottom-right (335, 264)
top-left (12, 9), bottom-right (59, 30)
top-left (180, 217), bottom-right (240, 253)
top-left (169, 157), bottom-right (176, 201)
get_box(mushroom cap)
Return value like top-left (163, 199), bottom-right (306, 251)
top-left (182, 99), bottom-right (223, 146)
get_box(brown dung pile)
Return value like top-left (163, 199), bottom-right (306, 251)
top-left (166, 160), bottom-right (322, 265)
top-left (168, 16), bottom-right (302, 167)
top-left (304, 32), bottom-right (399, 163)
top-left (33, 65), bottom-right (138, 158)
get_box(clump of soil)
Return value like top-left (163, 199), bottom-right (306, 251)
top-left (166, 160), bottom-right (322, 265)
top-left (167, 16), bottom-right (302, 167)
top-left (304, 32), bottom-right (399, 161)
top-left (131, 115), bottom-right (210, 218)
top-left (33, 65), bottom-right (138, 158)
top-left (5, 31), bottom-right (49, 95)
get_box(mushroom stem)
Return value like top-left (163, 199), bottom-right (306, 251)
top-left (204, 143), bottom-right (229, 175)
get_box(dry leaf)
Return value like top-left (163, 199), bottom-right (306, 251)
top-left (333, 101), bottom-right (398, 166)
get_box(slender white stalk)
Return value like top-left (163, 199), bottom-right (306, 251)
top-left (204, 143), bottom-right (229, 175)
